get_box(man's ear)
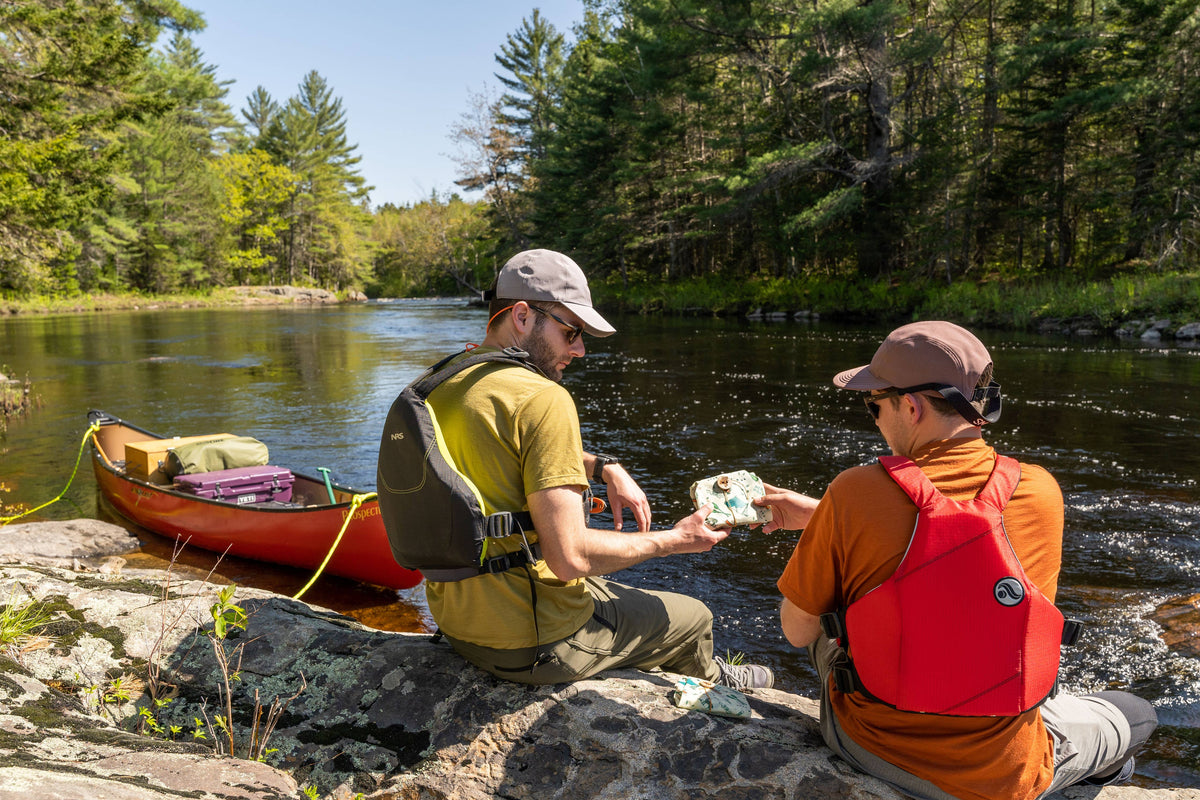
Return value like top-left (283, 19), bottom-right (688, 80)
top-left (903, 392), bottom-right (925, 422)
top-left (510, 300), bottom-right (535, 335)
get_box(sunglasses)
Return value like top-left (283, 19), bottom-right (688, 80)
top-left (863, 383), bottom-right (950, 419)
top-left (530, 305), bottom-right (584, 344)
top-left (864, 388), bottom-right (907, 420)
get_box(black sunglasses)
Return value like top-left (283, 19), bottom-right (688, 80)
top-left (529, 305), bottom-right (584, 344)
top-left (864, 387), bottom-right (909, 420)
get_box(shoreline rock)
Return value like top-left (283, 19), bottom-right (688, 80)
top-left (0, 520), bottom-right (1195, 800)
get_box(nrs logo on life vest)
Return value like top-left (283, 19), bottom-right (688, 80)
top-left (993, 576), bottom-right (1026, 606)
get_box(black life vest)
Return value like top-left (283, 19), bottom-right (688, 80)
top-left (819, 454), bottom-right (1081, 716)
top-left (376, 347), bottom-right (543, 582)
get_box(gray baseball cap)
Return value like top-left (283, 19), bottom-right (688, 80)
top-left (490, 249), bottom-right (616, 337)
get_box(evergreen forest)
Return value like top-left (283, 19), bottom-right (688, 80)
top-left (4, 0), bottom-right (1200, 323)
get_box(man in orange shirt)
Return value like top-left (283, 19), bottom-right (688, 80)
top-left (764, 321), bottom-right (1157, 800)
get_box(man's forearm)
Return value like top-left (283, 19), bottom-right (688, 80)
top-left (530, 486), bottom-right (725, 580)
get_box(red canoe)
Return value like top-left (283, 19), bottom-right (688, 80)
top-left (88, 410), bottom-right (423, 590)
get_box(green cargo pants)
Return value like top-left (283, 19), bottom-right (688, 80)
top-left (444, 576), bottom-right (722, 685)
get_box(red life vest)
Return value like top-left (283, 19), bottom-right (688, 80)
top-left (828, 454), bottom-right (1069, 716)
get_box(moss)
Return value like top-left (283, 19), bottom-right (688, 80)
top-left (36, 594), bottom-right (129, 660)
top-left (297, 719), bottom-right (429, 764)
top-left (0, 653), bottom-right (30, 676)
top-left (11, 687), bottom-right (100, 731)
top-left (68, 576), bottom-right (164, 597)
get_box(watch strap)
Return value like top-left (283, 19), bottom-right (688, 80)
top-left (592, 453), bottom-right (618, 483)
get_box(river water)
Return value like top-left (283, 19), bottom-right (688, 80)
top-left (2, 299), bottom-right (1198, 788)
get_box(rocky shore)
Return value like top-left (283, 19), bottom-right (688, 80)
top-left (0, 519), bottom-right (1195, 800)
top-left (1037, 317), bottom-right (1200, 342)
top-left (743, 310), bottom-right (1200, 344)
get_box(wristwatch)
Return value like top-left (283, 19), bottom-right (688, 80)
top-left (592, 453), bottom-right (619, 483)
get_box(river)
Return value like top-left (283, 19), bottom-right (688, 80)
top-left (2, 299), bottom-right (1198, 788)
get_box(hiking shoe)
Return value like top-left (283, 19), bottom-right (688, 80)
top-left (1082, 757), bottom-right (1135, 786)
top-left (713, 655), bottom-right (774, 690)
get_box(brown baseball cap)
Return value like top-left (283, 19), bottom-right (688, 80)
top-left (833, 321), bottom-right (993, 396)
top-left (491, 249), bottom-right (616, 338)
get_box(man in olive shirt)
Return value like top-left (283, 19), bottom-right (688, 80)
top-left (414, 249), bottom-right (773, 689)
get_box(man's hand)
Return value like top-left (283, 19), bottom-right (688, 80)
top-left (602, 463), bottom-right (652, 532)
top-left (668, 504), bottom-right (730, 553)
top-left (754, 483), bottom-right (821, 533)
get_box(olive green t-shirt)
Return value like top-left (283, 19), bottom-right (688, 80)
top-left (424, 348), bottom-right (593, 648)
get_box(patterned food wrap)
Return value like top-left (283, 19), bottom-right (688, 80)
top-left (671, 676), bottom-right (752, 719)
top-left (689, 470), bottom-right (773, 528)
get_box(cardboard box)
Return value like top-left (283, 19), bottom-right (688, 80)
top-left (124, 434), bottom-right (235, 483)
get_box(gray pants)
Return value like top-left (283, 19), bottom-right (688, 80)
top-left (809, 636), bottom-right (1155, 799)
top-left (445, 576), bottom-right (721, 685)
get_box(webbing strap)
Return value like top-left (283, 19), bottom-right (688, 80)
top-left (411, 347), bottom-right (538, 399)
top-left (479, 542), bottom-right (543, 574)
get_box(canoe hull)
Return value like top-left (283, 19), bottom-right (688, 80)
top-left (89, 411), bottom-right (422, 591)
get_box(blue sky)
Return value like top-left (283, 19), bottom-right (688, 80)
top-left (187, 1), bottom-right (584, 208)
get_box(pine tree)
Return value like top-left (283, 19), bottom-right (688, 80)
top-left (494, 9), bottom-right (566, 164)
top-left (105, 33), bottom-right (239, 292)
top-left (0, 0), bottom-right (201, 293)
top-left (241, 86), bottom-right (281, 151)
top-left (254, 71), bottom-right (372, 289)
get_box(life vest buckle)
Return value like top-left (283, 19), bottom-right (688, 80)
top-left (1062, 618), bottom-right (1083, 647)
top-left (485, 511), bottom-right (521, 539)
top-left (831, 662), bottom-right (861, 694)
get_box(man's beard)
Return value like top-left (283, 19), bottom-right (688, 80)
top-left (518, 322), bottom-right (563, 382)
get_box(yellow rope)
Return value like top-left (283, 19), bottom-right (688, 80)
top-left (291, 491), bottom-right (377, 600)
top-left (1, 421), bottom-right (101, 526)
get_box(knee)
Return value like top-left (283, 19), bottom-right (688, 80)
top-left (1089, 690), bottom-right (1158, 749)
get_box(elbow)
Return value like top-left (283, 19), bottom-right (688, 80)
top-left (780, 599), bottom-right (823, 649)
top-left (783, 627), bottom-right (819, 650)
top-left (541, 549), bottom-right (590, 581)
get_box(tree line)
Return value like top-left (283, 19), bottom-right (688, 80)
top-left (469, 0), bottom-right (1200, 293)
top-left (1, 0), bottom-right (409, 297)
top-left (4, 0), bottom-right (1199, 303)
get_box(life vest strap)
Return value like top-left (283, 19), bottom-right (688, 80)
top-left (484, 510), bottom-right (535, 539)
top-left (478, 542), bottom-right (543, 574)
top-left (819, 610), bottom-right (845, 641)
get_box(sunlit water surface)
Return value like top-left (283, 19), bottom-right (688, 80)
top-left (2, 300), bottom-right (1197, 787)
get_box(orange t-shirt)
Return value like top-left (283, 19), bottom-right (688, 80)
top-left (778, 438), bottom-right (1063, 800)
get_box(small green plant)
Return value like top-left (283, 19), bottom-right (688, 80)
top-left (137, 696), bottom-right (192, 740)
top-left (0, 592), bottom-right (54, 661)
top-left (138, 705), bottom-right (165, 736)
top-left (102, 673), bottom-right (138, 704)
top-left (199, 583), bottom-right (306, 761)
top-left (79, 671), bottom-right (143, 718)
